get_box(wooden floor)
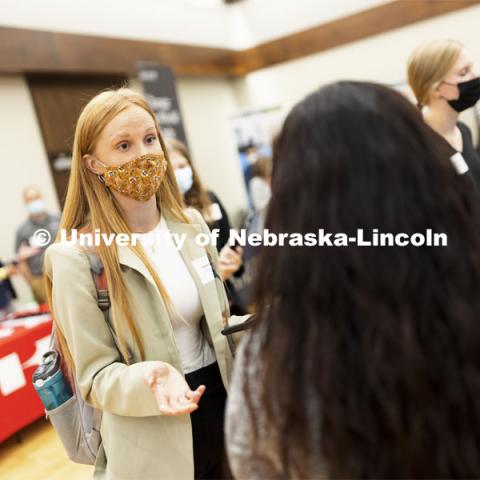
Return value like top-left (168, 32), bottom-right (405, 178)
top-left (0, 418), bottom-right (93, 480)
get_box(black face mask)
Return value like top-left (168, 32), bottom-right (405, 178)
top-left (442, 77), bottom-right (480, 112)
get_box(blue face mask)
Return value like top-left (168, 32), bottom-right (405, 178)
top-left (27, 199), bottom-right (45, 216)
top-left (174, 166), bottom-right (194, 194)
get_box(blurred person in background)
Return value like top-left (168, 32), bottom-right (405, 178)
top-left (15, 186), bottom-right (59, 304)
top-left (45, 88), bottom-right (249, 480)
top-left (248, 154), bottom-right (272, 217)
top-left (166, 138), bottom-right (246, 315)
top-left (229, 153), bottom-right (273, 312)
top-left (0, 260), bottom-right (17, 317)
top-left (226, 81), bottom-right (480, 479)
top-left (408, 39), bottom-right (480, 187)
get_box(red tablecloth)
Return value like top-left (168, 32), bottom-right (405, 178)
top-left (0, 313), bottom-right (52, 443)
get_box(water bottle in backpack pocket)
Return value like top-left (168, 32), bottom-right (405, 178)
top-left (33, 350), bottom-right (73, 410)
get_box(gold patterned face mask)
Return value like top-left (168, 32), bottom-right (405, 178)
top-left (97, 153), bottom-right (167, 202)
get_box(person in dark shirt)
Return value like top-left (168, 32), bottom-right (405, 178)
top-left (0, 260), bottom-right (17, 317)
top-left (408, 39), bottom-right (480, 187)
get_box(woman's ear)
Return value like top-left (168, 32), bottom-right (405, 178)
top-left (83, 154), bottom-right (104, 175)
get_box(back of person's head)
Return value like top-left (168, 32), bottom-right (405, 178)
top-left (249, 80), bottom-right (480, 478)
top-left (407, 38), bottom-right (464, 108)
top-left (23, 185), bottom-right (43, 202)
top-left (252, 155), bottom-right (272, 180)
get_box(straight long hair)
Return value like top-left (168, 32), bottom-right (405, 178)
top-left (44, 88), bottom-right (188, 367)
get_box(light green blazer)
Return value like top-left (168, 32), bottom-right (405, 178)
top-left (44, 208), bottom-right (248, 480)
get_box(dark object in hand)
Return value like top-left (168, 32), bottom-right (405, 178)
top-left (221, 315), bottom-right (256, 336)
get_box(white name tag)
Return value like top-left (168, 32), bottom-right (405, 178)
top-left (450, 152), bottom-right (469, 175)
top-left (209, 203), bottom-right (223, 222)
top-left (192, 255), bottom-right (214, 285)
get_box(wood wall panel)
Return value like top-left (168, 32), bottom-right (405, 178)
top-left (27, 74), bottom-right (127, 206)
top-left (1, 0), bottom-right (479, 76)
top-left (0, 27), bottom-right (237, 76)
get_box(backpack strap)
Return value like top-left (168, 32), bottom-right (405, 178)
top-left (85, 250), bottom-right (134, 364)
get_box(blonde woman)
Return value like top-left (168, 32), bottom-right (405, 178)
top-left (408, 39), bottom-right (480, 186)
top-left (43, 88), bottom-right (247, 479)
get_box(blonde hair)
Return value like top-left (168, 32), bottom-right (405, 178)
top-left (45, 87), bottom-right (189, 368)
top-left (407, 39), bottom-right (464, 108)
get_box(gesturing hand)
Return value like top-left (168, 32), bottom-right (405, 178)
top-left (144, 362), bottom-right (206, 416)
top-left (219, 244), bottom-right (243, 280)
top-left (17, 242), bottom-right (41, 261)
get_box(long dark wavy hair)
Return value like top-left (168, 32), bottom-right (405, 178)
top-left (245, 81), bottom-right (480, 478)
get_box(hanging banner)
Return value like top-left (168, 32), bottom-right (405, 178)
top-left (137, 64), bottom-right (188, 145)
top-left (230, 105), bottom-right (283, 207)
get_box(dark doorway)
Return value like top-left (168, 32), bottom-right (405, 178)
top-left (27, 74), bottom-right (127, 208)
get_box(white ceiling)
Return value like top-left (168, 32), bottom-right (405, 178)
top-left (229, 0), bottom-right (392, 49)
top-left (0, 0), bottom-right (391, 50)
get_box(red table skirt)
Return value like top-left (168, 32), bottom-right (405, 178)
top-left (0, 311), bottom-right (52, 443)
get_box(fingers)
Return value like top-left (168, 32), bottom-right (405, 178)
top-left (18, 244), bottom-right (40, 261)
top-left (157, 395), bottom-right (200, 416)
top-left (159, 403), bottom-right (199, 416)
top-left (219, 264), bottom-right (237, 280)
top-left (221, 248), bottom-right (242, 264)
top-left (157, 386), bottom-right (206, 416)
top-left (145, 363), bottom-right (207, 416)
top-left (190, 385), bottom-right (206, 404)
top-left (185, 385), bottom-right (206, 403)
top-left (219, 248), bottom-right (242, 277)
top-left (219, 262), bottom-right (238, 273)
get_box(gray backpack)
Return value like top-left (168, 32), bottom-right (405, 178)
top-left (44, 251), bottom-right (132, 465)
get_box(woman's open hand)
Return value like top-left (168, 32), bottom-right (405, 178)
top-left (144, 362), bottom-right (206, 416)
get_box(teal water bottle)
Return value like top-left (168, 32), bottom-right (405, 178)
top-left (32, 350), bottom-right (73, 411)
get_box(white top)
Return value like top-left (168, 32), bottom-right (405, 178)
top-left (138, 216), bottom-right (216, 373)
